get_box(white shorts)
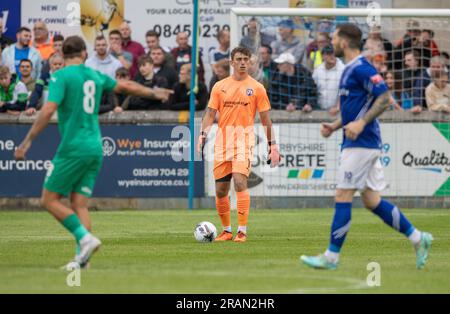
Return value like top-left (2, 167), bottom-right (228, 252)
top-left (336, 148), bottom-right (386, 192)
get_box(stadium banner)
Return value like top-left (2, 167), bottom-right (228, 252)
top-left (205, 123), bottom-right (450, 197)
top-left (124, 0), bottom-right (289, 54)
top-left (347, 0), bottom-right (392, 8)
top-left (20, 0), bottom-right (124, 52)
top-left (19, 0), bottom-right (333, 81)
top-left (20, 0), bottom-right (291, 53)
top-left (20, 0), bottom-right (82, 38)
top-left (18, 0), bottom-right (395, 52)
top-left (0, 0), bottom-right (21, 40)
top-left (0, 125), bottom-right (204, 198)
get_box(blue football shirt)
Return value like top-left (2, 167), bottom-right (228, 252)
top-left (14, 46), bottom-right (30, 78)
top-left (339, 55), bottom-right (389, 150)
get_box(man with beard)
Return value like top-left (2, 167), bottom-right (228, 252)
top-left (300, 24), bottom-right (433, 270)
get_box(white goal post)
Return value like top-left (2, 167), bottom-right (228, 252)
top-left (216, 7), bottom-right (450, 205)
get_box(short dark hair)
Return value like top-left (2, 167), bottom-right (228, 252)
top-left (321, 44), bottom-right (334, 55)
top-left (422, 29), bottom-right (434, 38)
top-left (440, 51), bottom-right (450, 60)
top-left (115, 67), bottom-right (130, 78)
top-left (260, 44), bottom-right (272, 55)
top-left (405, 49), bottom-right (421, 67)
top-left (336, 23), bottom-right (362, 49)
top-left (53, 34), bottom-right (65, 42)
top-left (145, 30), bottom-right (160, 38)
top-left (62, 36), bottom-right (86, 59)
top-left (137, 55), bottom-right (153, 67)
top-left (19, 59), bottom-right (33, 68)
top-left (215, 58), bottom-right (230, 73)
top-left (405, 49), bottom-right (420, 60)
top-left (16, 27), bottom-right (31, 34)
top-left (95, 35), bottom-right (107, 42)
top-left (151, 46), bottom-right (164, 54)
top-left (109, 29), bottom-right (122, 38)
top-left (231, 46), bottom-right (251, 60)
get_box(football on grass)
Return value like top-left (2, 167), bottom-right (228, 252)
top-left (194, 221), bottom-right (217, 243)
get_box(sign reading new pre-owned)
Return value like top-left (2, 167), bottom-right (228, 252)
top-left (0, 125), bottom-right (204, 197)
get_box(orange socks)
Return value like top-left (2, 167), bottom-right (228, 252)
top-left (236, 190), bottom-right (250, 233)
top-left (216, 191), bottom-right (251, 234)
top-left (216, 196), bottom-right (231, 230)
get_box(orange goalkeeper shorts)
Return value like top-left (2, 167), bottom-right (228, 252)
top-left (213, 147), bottom-right (254, 180)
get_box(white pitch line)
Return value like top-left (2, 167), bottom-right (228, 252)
top-left (176, 269), bottom-right (371, 294)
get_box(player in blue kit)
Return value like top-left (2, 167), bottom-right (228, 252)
top-left (300, 24), bottom-right (433, 270)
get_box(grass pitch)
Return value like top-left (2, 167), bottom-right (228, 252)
top-left (0, 208), bottom-right (449, 294)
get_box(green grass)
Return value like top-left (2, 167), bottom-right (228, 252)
top-left (0, 208), bottom-right (449, 294)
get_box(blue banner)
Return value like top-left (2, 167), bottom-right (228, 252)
top-left (0, 0), bottom-right (21, 41)
top-left (0, 124), bottom-right (204, 198)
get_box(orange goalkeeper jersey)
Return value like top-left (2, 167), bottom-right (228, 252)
top-left (208, 75), bottom-right (271, 154)
top-left (208, 75), bottom-right (270, 128)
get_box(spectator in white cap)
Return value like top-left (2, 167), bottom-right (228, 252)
top-left (312, 45), bottom-right (344, 115)
top-left (269, 52), bottom-right (317, 112)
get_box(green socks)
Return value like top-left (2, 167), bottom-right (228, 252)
top-left (62, 214), bottom-right (89, 243)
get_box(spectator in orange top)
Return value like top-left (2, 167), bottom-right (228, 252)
top-left (32, 21), bottom-right (54, 60)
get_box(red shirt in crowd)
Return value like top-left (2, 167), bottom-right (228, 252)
top-left (122, 39), bottom-right (146, 78)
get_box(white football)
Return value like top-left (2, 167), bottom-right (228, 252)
top-left (194, 221), bottom-right (217, 243)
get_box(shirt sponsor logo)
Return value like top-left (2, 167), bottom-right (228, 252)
top-left (339, 88), bottom-right (349, 96)
top-left (223, 101), bottom-right (249, 107)
top-left (370, 74), bottom-right (384, 85)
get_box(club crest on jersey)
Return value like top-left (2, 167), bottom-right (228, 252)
top-left (246, 88), bottom-right (254, 96)
top-left (339, 88), bottom-right (349, 96)
top-left (370, 74), bottom-right (384, 85)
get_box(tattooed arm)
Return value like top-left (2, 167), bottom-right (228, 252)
top-left (344, 91), bottom-right (391, 141)
top-left (361, 91), bottom-right (392, 124)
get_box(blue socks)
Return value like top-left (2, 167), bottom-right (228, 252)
top-left (372, 199), bottom-right (415, 237)
top-left (324, 199), bottom-right (420, 263)
top-left (328, 202), bottom-right (352, 253)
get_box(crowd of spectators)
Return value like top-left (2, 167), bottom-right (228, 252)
top-left (1, 16), bottom-right (449, 116)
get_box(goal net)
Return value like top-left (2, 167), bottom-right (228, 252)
top-left (205, 8), bottom-right (450, 206)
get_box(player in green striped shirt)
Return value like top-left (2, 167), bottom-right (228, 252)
top-left (14, 36), bottom-right (173, 269)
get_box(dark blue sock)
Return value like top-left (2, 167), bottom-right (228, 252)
top-left (328, 202), bottom-right (352, 253)
top-left (372, 199), bottom-right (415, 237)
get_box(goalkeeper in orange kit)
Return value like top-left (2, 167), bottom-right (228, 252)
top-left (197, 46), bottom-right (281, 242)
